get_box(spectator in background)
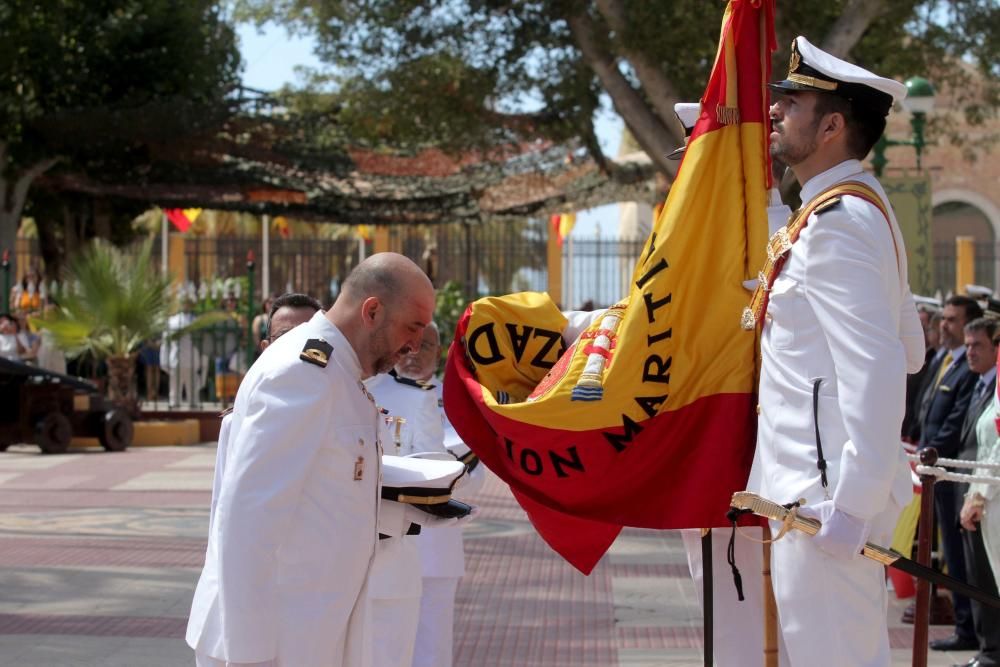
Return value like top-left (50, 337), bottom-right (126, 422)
top-left (0, 313), bottom-right (30, 361)
top-left (251, 296), bottom-right (275, 350)
top-left (35, 303), bottom-right (66, 375)
top-left (956, 317), bottom-right (1000, 666)
top-left (259, 293), bottom-right (323, 352)
top-left (920, 294), bottom-right (984, 652)
top-left (137, 338), bottom-right (161, 402)
top-left (963, 331), bottom-right (1000, 594)
top-left (903, 305), bottom-right (943, 442)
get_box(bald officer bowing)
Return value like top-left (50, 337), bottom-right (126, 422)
top-left (187, 253), bottom-right (436, 667)
top-left (745, 37), bottom-right (924, 666)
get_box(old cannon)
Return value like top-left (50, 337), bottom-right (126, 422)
top-left (0, 357), bottom-right (133, 454)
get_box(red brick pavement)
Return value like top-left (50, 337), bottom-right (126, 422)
top-left (0, 446), bottom-right (954, 664)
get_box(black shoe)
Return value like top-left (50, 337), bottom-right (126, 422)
top-left (953, 660), bottom-right (984, 667)
top-left (931, 634), bottom-right (978, 651)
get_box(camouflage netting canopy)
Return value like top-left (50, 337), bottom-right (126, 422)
top-left (36, 93), bottom-right (655, 225)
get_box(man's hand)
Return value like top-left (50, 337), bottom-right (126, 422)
top-left (961, 494), bottom-right (986, 531)
top-left (798, 500), bottom-right (870, 561)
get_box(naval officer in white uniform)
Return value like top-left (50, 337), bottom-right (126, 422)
top-left (747, 37), bottom-right (924, 666)
top-left (187, 253), bottom-right (436, 667)
top-left (368, 322), bottom-right (484, 667)
top-left (667, 101), bottom-right (792, 667)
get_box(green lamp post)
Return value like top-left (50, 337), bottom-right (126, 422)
top-left (871, 76), bottom-right (936, 177)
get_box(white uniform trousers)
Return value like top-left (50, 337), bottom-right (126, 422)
top-left (412, 577), bottom-right (460, 667)
top-left (682, 528), bottom-right (789, 667)
top-left (372, 595), bottom-right (421, 667)
top-left (770, 501), bottom-right (900, 667)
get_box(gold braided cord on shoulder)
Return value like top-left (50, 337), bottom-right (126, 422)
top-left (741, 181), bottom-right (896, 331)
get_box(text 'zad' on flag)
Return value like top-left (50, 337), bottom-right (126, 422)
top-left (443, 0), bottom-right (776, 574)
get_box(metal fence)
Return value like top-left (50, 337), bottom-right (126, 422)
top-left (934, 240), bottom-right (996, 296)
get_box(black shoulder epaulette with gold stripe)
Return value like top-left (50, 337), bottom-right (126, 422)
top-left (389, 369), bottom-right (436, 391)
top-left (300, 338), bottom-right (333, 368)
top-left (813, 196), bottom-right (842, 215)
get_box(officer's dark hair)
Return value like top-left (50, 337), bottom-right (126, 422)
top-left (265, 293), bottom-right (322, 340)
top-left (965, 317), bottom-right (998, 341)
top-left (267, 293), bottom-right (322, 322)
top-left (813, 93), bottom-right (885, 160)
top-left (946, 294), bottom-right (984, 324)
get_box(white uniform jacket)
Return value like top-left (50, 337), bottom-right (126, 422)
top-left (367, 374), bottom-right (471, 578)
top-left (751, 159), bottom-right (924, 520)
top-left (187, 311), bottom-right (382, 666)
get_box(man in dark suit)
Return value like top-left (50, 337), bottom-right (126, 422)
top-left (922, 295), bottom-right (984, 651)
top-left (955, 317), bottom-right (1000, 667)
top-left (903, 305), bottom-right (943, 442)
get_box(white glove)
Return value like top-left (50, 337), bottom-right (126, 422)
top-left (797, 500), bottom-right (870, 561)
top-left (742, 279), bottom-right (759, 292)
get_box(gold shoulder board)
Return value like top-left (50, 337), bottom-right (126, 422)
top-left (300, 338), bottom-right (333, 368)
top-left (813, 196), bottom-right (842, 215)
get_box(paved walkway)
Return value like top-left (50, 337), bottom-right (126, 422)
top-left (0, 443), bottom-right (977, 666)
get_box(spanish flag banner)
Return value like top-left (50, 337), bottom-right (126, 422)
top-left (164, 208), bottom-right (202, 233)
top-left (444, 0), bottom-right (775, 574)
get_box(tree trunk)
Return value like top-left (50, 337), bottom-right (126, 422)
top-left (35, 217), bottom-right (62, 280)
top-left (819, 0), bottom-right (890, 59)
top-left (567, 12), bottom-right (679, 178)
top-left (594, 0), bottom-right (684, 136)
top-left (106, 354), bottom-right (138, 409)
top-left (0, 145), bottom-right (60, 280)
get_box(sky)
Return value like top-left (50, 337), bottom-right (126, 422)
top-left (237, 22), bottom-right (624, 238)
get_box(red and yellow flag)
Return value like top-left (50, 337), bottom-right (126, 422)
top-left (444, 0), bottom-right (775, 573)
top-left (164, 208), bottom-right (202, 233)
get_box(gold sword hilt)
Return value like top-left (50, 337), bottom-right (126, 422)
top-left (729, 491), bottom-right (898, 566)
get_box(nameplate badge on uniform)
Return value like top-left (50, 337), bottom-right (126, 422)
top-left (354, 456), bottom-right (365, 481)
top-left (300, 338), bottom-right (333, 368)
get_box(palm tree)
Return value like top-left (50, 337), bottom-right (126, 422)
top-left (33, 239), bottom-right (171, 407)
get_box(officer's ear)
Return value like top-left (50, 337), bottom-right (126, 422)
top-left (361, 296), bottom-right (382, 328)
top-left (259, 339), bottom-right (269, 353)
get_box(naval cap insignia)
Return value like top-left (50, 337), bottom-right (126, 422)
top-left (789, 40), bottom-right (801, 74)
top-left (300, 338), bottom-right (333, 367)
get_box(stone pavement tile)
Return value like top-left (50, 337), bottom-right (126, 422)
top-left (0, 566), bottom-right (197, 618)
top-left (612, 576), bottom-right (700, 628)
top-left (0, 507), bottom-right (209, 540)
top-left (112, 470), bottom-right (214, 491)
top-left (0, 488), bottom-right (211, 508)
top-left (0, 635), bottom-right (192, 667)
top-left (0, 536), bottom-right (206, 567)
top-left (0, 472), bottom-right (23, 484)
top-left (618, 647), bottom-right (702, 666)
top-left (0, 448), bottom-right (82, 468)
top-left (165, 452), bottom-right (218, 469)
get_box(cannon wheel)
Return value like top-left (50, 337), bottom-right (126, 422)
top-left (35, 412), bottom-right (72, 454)
top-left (99, 409), bottom-right (133, 452)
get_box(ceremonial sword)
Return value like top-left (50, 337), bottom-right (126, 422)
top-left (730, 491), bottom-right (1000, 610)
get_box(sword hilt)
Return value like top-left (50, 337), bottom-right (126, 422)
top-left (730, 491), bottom-right (820, 536)
top-left (730, 491), bottom-right (899, 566)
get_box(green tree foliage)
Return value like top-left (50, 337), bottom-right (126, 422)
top-left (0, 0), bottom-right (242, 271)
top-left (238, 0), bottom-right (998, 180)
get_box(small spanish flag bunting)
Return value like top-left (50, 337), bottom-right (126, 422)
top-left (163, 208), bottom-right (202, 233)
top-left (549, 213), bottom-right (577, 246)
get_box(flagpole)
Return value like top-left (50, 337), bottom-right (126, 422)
top-left (262, 215), bottom-right (270, 299)
top-left (161, 211), bottom-right (168, 278)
